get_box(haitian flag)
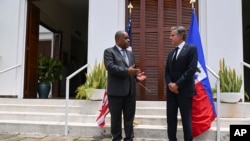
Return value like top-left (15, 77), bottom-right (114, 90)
top-left (186, 9), bottom-right (217, 137)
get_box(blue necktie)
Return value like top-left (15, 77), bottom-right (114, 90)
top-left (121, 49), bottom-right (129, 65)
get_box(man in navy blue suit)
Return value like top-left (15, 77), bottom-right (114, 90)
top-left (165, 26), bottom-right (198, 141)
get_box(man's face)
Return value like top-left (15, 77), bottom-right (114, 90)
top-left (118, 32), bottom-right (130, 48)
top-left (169, 30), bottom-right (182, 46)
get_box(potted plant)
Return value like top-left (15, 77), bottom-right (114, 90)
top-left (76, 60), bottom-right (107, 100)
top-left (219, 58), bottom-right (243, 103)
top-left (38, 55), bottom-right (63, 98)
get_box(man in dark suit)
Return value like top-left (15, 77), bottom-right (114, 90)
top-left (104, 30), bottom-right (146, 141)
top-left (165, 26), bottom-right (198, 141)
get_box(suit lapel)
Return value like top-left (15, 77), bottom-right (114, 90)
top-left (176, 44), bottom-right (188, 61)
top-left (170, 50), bottom-right (176, 65)
top-left (126, 51), bottom-right (132, 66)
top-left (113, 46), bottom-right (129, 66)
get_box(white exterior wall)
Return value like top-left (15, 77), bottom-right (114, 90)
top-left (0, 0), bottom-right (244, 97)
top-left (0, 0), bottom-right (27, 98)
top-left (39, 26), bottom-right (54, 58)
top-left (88, 0), bottom-right (125, 71)
top-left (39, 26), bottom-right (53, 41)
top-left (199, 0), bottom-right (243, 86)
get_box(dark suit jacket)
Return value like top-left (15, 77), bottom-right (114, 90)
top-left (104, 46), bottom-right (136, 96)
top-left (165, 43), bottom-right (198, 97)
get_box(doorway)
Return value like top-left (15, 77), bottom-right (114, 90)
top-left (242, 0), bottom-right (250, 100)
top-left (25, 0), bottom-right (89, 98)
top-left (38, 25), bottom-right (62, 98)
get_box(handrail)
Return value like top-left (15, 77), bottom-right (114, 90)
top-left (65, 64), bottom-right (89, 136)
top-left (0, 64), bottom-right (21, 74)
top-left (241, 61), bottom-right (250, 68)
top-left (241, 61), bottom-right (250, 102)
top-left (206, 65), bottom-right (220, 141)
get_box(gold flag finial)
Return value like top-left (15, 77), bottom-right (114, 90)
top-left (190, 0), bottom-right (196, 9)
top-left (128, 2), bottom-right (133, 16)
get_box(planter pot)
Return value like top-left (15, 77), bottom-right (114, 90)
top-left (90, 89), bottom-right (106, 101)
top-left (38, 82), bottom-right (51, 99)
top-left (220, 92), bottom-right (241, 103)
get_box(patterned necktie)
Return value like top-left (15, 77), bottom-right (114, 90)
top-left (121, 49), bottom-right (129, 65)
top-left (172, 47), bottom-right (179, 64)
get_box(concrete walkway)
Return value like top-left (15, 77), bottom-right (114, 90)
top-left (0, 133), bottom-right (166, 141)
top-left (0, 133), bottom-right (112, 141)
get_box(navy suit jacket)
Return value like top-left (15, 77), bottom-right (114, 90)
top-left (165, 43), bottom-right (198, 97)
top-left (104, 46), bottom-right (136, 96)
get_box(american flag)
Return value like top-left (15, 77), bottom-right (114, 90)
top-left (126, 16), bottom-right (132, 47)
top-left (96, 91), bottom-right (109, 127)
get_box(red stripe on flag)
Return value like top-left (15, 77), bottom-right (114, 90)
top-left (96, 91), bottom-right (109, 127)
top-left (192, 82), bottom-right (216, 137)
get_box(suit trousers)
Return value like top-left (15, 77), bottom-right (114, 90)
top-left (167, 93), bottom-right (193, 141)
top-left (108, 94), bottom-right (136, 141)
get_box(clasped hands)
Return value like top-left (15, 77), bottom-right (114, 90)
top-left (128, 65), bottom-right (147, 81)
top-left (168, 82), bottom-right (179, 94)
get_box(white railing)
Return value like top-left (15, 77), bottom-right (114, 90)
top-left (0, 64), bottom-right (21, 74)
top-left (65, 64), bottom-right (89, 136)
top-left (206, 65), bottom-right (220, 141)
top-left (241, 61), bottom-right (250, 102)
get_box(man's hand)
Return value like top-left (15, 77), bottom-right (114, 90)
top-left (128, 64), bottom-right (146, 81)
top-left (136, 72), bottom-right (147, 81)
top-left (128, 64), bottom-right (141, 75)
top-left (168, 82), bottom-right (179, 94)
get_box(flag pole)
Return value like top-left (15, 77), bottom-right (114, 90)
top-left (127, 1), bottom-right (133, 49)
top-left (190, 0), bottom-right (196, 10)
top-left (128, 1), bottom-right (133, 17)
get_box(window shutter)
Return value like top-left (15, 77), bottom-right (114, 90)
top-left (127, 0), bottom-right (198, 100)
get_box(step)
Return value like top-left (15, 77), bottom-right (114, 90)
top-left (0, 98), bottom-right (248, 141)
top-left (0, 100), bottom-right (249, 126)
top-left (136, 107), bottom-right (166, 116)
top-left (101, 115), bottom-right (167, 126)
top-left (212, 117), bottom-right (250, 128)
top-left (216, 102), bottom-right (250, 118)
top-left (0, 121), bottom-right (229, 141)
top-left (0, 112), bottom-right (166, 126)
top-left (0, 99), bottom-right (103, 115)
top-left (2, 111), bottom-right (248, 130)
top-left (136, 101), bottom-right (166, 107)
top-left (0, 98), bottom-right (83, 105)
top-left (0, 104), bottom-right (82, 113)
top-left (2, 99), bottom-right (250, 118)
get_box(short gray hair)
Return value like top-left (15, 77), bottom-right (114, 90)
top-left (171, 26), bottom-right (186, 40)
top-left (115, 30), bottom-right (125, 42)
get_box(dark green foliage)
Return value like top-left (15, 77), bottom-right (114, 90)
top-left (38, 55), bottom-right (63, 83)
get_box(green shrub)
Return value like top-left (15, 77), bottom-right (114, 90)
top-left (219, 58), bottom-right (242, 92)
top-left (75, 60), bottom-right (107, 99)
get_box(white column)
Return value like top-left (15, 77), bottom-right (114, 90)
top-left (88, 0), bottom-right (125, 71)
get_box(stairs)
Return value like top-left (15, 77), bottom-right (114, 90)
top-left (0, 98), bottom-right (249, 140)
